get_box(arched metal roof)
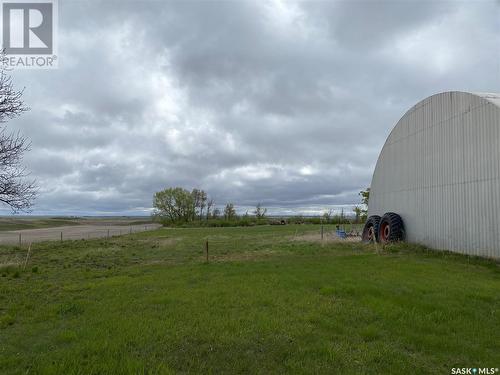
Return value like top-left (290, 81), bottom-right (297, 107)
top-left (368, 91), bottom-right (500, 258)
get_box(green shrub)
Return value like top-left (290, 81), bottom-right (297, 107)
top-left (0, 314), bottom-right (15, 328)
top-left (58, 302), bottom-right (84, 317)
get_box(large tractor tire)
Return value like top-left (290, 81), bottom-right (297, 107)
top-left (362, 215), bottom-right (381, 243)
top-left (378, 212), bottom-right (405, 244)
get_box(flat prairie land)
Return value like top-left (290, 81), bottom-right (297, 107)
top-left (0, 217), bottom-right (158, 244)
top-left (0, 217), bottom-right (82, 231)
top-left (0, 225), bottom-right (499, 374)
top-left (0, 216), bottom-right (155, 231)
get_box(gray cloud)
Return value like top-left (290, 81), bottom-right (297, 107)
top-left (2, 0), bottom-right (499, 215)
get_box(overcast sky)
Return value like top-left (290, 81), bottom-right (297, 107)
top-left (4, 0), bottom-right (500, 216)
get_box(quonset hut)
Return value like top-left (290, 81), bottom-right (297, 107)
top-left (363, 91), bottom-right (500, 259)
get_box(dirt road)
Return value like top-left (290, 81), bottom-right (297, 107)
top-left (0, 223), bottom-right (162, 245)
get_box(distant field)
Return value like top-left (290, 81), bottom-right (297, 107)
top-left (0, 217), bottom-right (153, 232)
top-left (0, 225), bottom-right (499, 374)
top-left (0, 217), bottom-right (81, 231)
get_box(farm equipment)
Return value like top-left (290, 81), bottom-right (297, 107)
top-left (335, 224), bottom-right (361, 239)
top-left (335, 227), bottom-right (347, 239)
top-left (362, 212), bottom-right (404, 244)
top-left (269, 219), bottom-right (287, 225)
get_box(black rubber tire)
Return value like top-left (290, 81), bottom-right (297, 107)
top-left (362, 215), bottom-right (381, 243)
top-left (378, 212), bottom-right (405, 244)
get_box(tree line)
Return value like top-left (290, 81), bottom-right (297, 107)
top-left (152, 187), bottom-right (265, 224)
top-left (153, 186), bottom-right (369, 226)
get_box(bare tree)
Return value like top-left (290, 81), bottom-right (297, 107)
top-left (322, 208), bottom-right (333, 223)
top-left (253, 202), bottom-right (267, 219)
top-left (199, 190), bottom-right (207, 220)
top-left (191, 188), bottom-right (201, 221)
top-left (0, 55), bottom-right (36, 211)
top-left (353, 206), bottom-right (362, 224)
top-left (206, 198), bottom-right (214, 220)
top-left (224, 203), bottom-right (236, 220)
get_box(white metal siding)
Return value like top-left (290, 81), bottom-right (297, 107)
top-left (368, 91), bottom-right (500, 258)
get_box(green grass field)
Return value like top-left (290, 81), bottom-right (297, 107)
top-left (0, 225), bottom-right (499, 374)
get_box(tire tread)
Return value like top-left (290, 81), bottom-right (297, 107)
top-left (379, 212), bottom-right (404, 243)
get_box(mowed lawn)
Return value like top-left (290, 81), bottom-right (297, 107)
top-left (0, 225), bottom-right (499, 374)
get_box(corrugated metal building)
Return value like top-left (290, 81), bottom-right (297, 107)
top-left (368, 91), bottom-right (500, 258)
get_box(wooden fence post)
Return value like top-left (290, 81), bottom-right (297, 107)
top-left (321, 225), bottom-right (324, 240)
top-left (18, 233), bottom-right (21, 247)
top-left (205, 240), bottom-right (209, 263)
top-left (60, 232), bottom-right (63, 242)
top-left (23, 243), bottom-right (32, 270)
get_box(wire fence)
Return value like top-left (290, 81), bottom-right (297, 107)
top-left (0, 224), bottom-right (162, 246)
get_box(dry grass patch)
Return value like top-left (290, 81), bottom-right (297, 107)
top-left (210, 248), bottom-right (280, 263)
top-left (292, 232), bottom-right (362, 243)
